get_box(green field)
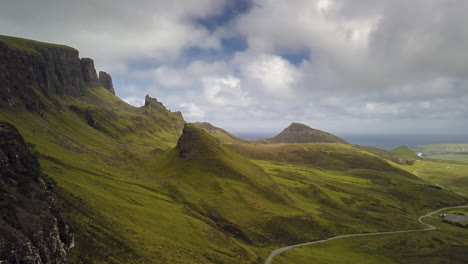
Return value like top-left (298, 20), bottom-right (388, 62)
top-left (403, 160), bottom-right (468, 197)
top-left (272, 217), bottom-right (468, 264)
top-left (414, 144), bottom-right (468, 163)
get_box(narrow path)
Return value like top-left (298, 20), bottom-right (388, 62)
top-left (264, 205), bottom-right (468, 264)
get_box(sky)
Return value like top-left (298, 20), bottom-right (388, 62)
top-left (1, 0), bottom-right (468, 135)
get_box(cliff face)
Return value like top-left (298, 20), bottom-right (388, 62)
top-left (99, 71), bottom-right (115, 94)
top-left (0, 122), bottom-right (72, 263)
top-left (0, 35), bottom-right (114, 112)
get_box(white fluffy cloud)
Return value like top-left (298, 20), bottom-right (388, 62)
top-left (179, 103), bottom-right (205, 119)
top-left (240, 54), bottom-right (301, 98)
top-left (202, 76), bottom-right (251, 106)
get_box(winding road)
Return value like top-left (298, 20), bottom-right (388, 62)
top-left (265, 205), bottom-right (468, 264)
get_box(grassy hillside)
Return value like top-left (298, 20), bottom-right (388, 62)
top-left (388, 146), bottom-right (420, 160)
top-left (356, 145), bottom-right (420, 165)
top-left (272, 217), bottom-right (468, 264)
top-left (149, 125), bottom-right (466, 261)
top-left (404, 160), bottom-right (468, 197)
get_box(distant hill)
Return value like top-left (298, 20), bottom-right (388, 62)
top-left (356, 145), bottom-right (420, 165)
top-left (258, 122), bottom-right (348, 144)
top-left (388, 146), bottom-right (421, 161)
top-left (193, 122), bottom-right (247, 144)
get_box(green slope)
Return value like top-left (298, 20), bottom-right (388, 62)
top-left (388, 145), bottom-right (420, 160)
top-left (152, 124), bottom-right (466, 249)
top-left (273, 217), bottom-right (468, 264)
top-left (357, 145), bottom-right (420, 165)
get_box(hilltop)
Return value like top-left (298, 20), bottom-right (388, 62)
top-left (259, 122), bottom-right (348, 144)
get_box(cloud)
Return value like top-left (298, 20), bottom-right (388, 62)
top-left (202, 76), bottom-right (251, 106)
top-left (239, 53), bottom-right (301, 98)
top-left (3, 0), bottom-right (468, 134)
top-left (179, 103), bottom-right (205, 119)
top-left (123, 96), bottom-right (145, 107)
top-left (0, 0), bottom-right (227, 71)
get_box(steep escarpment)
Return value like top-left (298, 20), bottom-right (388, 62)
top-left (0, 35), bottom-right (114, 112)
top-left (0, 122), bottom-right (72, 263)
top-left (260, 122), bottom-right (348, 144)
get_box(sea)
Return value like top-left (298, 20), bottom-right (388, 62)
top-left (233, 133), bottom-right (468, 150)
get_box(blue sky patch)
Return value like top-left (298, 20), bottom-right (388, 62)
top-left (281, 49), bottom-right (310, 66)
top-left (221, 36), bottom-right (247, 54)
top-left (195, 0), bottom-right (252, 31)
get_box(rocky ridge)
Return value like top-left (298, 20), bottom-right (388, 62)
top-left (0, 122), bottom-right (72, 263)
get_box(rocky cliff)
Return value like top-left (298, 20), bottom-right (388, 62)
top-left (0, 35), bottom-right (114, 112)
top-left (0, 122), bottom-right (72, 263)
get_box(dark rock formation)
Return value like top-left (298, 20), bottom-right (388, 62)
top-left (176, 124), bottom-right (197, 158)
top-left (144, 95), bottom-right (163, 108)
top-left (99, 71), bottom-right (115, 95)
top-left (0, 35), bottom-right (115, 111)
top-left (0, 122), bottom-right (72, 264)
top-left (80, 59), bottom-right (115, 95)
top-left (0, 38), bottom-right (86, 111)
top-left (80, 58), bottom-right (100, 87)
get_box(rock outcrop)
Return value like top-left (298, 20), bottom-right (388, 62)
top-left (0, 35), bottom-right (115, 111)
top-left (176, 123), bottom-right (224, 159)
top-left (80, 58), bottom-right (101, 87)
top-left (0, 122), bottom-right (72, 264)
top-left (80, 59), bottom-right (115, 95)
top-left (99, 71), bottom-right (115, 95)
top-left (144, 95), bottom-right (163, 108)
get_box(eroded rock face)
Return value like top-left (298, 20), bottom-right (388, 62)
top-left (0, 122), bottom-right (72, 264)
top-left (80, 58), bottom-right (101, 87)
top-left (144, 95), bottom-right (163, 108)
top-left (0, 36), bottom-right (115, 111)
top-left (176, 124), bottom-right (197, 158)
top-left (99, 71), bottom-right (115, 95)
top-left (0, 40), bottom-right (86, 111)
